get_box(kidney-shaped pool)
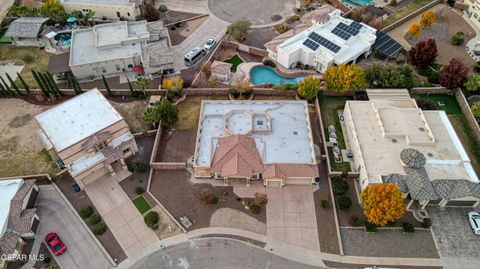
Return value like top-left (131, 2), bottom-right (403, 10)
top-left (250, 65), bottom-right (304, 86)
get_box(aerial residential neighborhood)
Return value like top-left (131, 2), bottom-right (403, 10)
top-left (2, 0), bottom-right (480, 269)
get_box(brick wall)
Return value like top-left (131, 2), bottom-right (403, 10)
top-left (150, 163), bottom-right (186, 169)
top-left (409, 87), bottom-right (453, 95)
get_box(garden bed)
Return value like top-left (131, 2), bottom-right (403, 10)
top-left (132, 195), bottom-right (151, 214)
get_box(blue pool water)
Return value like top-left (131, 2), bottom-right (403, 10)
top-left (342, 0), bottom-right (372, 7)
top-left (250, 65), bottom-right (304, 86)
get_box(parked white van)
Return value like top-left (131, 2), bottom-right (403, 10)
top-left (184, 47), bottom-right (206, 66)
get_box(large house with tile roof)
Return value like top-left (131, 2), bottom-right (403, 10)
top-left (193, 100), bottom-right (319, 186)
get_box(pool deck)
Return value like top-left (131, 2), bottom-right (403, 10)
top-left (238, 62), bottom-right (321, 86)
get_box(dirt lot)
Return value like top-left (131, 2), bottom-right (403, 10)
top-left (110, 99), bottom-right (150, 133)
top-left (174, 96), bottom-right (228, 131)
top-left (169, 16), bottom-right (208, 46)
top-left (0, 98), bottom-right (58, 177)
top-left (155, 129), bottom-right (196, 162)
top-left (149, 169), bottom-right (266, 230)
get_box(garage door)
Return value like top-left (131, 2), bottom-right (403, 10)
top-left (284, 178), bottom-right (312, 185)
top-left (81, 167), bottom-right (109, 186)
top-left (266, 180), bottom-right (282, 187)
top-left (445, 200), bottom-right (477, 207)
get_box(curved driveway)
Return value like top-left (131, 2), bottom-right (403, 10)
top-left (126, 238), bottom-right (323, 269)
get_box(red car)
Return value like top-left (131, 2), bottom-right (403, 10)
top-left (45, 232), bottom-right (66, 255)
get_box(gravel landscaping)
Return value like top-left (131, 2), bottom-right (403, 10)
top-left (405, 23), bottom-right (448, 46)
top-left (340, 227), bottom-right (439, 258)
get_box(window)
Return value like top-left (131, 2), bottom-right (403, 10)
top-left (101, 66), bottom-right (106, 73)
top-left (123, 148), bottom-right (130, 154)
top-left (128, 64), bottom-right (133, 69)
top-left (115, 64), bottom-right (121, 71)
top-left (117, 12), bottom-right (121, 18)
top-left (97, 142), bottom-right (108, 151)
top-left (127, 12), bottom-right (131, 17)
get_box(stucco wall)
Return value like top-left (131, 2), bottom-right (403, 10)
top-left (62, 2), bottom-right (139, 21)
top-left (455, 89), bottom-right (480, 145)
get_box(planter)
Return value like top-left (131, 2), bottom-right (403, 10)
top-left (229, 93), bottom-right (254, 100)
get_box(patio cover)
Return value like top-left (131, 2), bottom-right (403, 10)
top-left (5, 17), bottom-right (50, 38)
top-left (48, 53), bottom-right (71, 74)
top-left (372, 31), bottom-right (403, 57)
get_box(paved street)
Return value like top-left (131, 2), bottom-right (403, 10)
top-left (266, 186), bottom-right (320, 251)
top-left (427, 206), bottom-right (480, 269)
top-left (85, 175), bottom-right (158, 257)
top-left (127, 238), bottom-right (323, 269)
top-left (32, 185), bottom-right (112, 269)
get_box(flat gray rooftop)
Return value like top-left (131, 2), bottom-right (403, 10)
top-left (195, 100), bottom-right (316, 167)
top-left (35, 89), bottom-right (123, 151)
top-left (61, 0), bottom-right (133, 6)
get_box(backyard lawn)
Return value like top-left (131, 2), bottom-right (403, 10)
top-left (319, 96), bottom-right (351, 172)
top-left (132, 195), bottom-right (151, 214)
top-left (382, 0), bottom-right (435, 27)
top-left (414, 94), bottom-right (462, 114)
top-left (0, 46), bottom-right (50, 87)
top-left (174, 95), bottom-right (228, 131)
top-left (224, 54), bottom-right (244, 72)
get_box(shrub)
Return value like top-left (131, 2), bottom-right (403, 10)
top-left (159, 4), bottom-right (168, 12)
top-left (128, 160), bottom-right (148, 173)
top-left (428, 71), bottom-right (439, 84)
top-left (271, 14), bottom-right (282, 21)
top-left (417, 67), bottom-right (431, 77)
top-left (254, 192), bottom-right (268, 206)
top-left (211, 196), bottom-right (219, 204)
top-left (174, 22), bottom-right (183, 28)
top-left (263, 59), bottom-right (276, 68)
top-left (79, 205), bottom-right (94, 219)
top-left (249, 204), bottom-right (261, 214)
top-left (332, 179), bottom-right (349, 195)
top-left (474, 61), bottom-right (480, 73)
top-left (170, 26), bottom-right (176, 31)
top-left (43, 256), bottom-right (51, 264)
top-left (337, 195), bottom-right (352, 211)
top-left (422, 218), bottom-right (432, 228)
top-left (451, 32), bottom-right (465, 46)
top-left (402, 222), bottom-right (415, 233)
top-left (273, 24), bottom-right (291, 34)
top-left (88, 214), bottom-right (101, 225)
top-left (416, 99), bottom-right (436, 110)
top-left (135, 186), bottom-right (145, 195)
top-left (236, 197), bottom-right (242, 202)
top-left (351, 215), bottom-right (362, 227)
top-left (144, 211), bottom-right (159, 228)
top-left (365, 221), bottom-right (377, 232)
top-left (229, 88), bottom-right (240, 98)
top-left (92, 222), bottom-right (107, 235)
top-left (321, 199), bottom-right (329, 209)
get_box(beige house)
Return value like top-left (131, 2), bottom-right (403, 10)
top-left (69, 20), bottom-right (173, 80)
top-left (35, 89), bottom-right (138, 189)
top-left (61, 0), bottom-right (143, 21)
top-left (343, 89), bottom-right (480, 208)
top-left (0, 179), bottom-right (39, 269)
top-left (193, 100), bottom-right (319, 186)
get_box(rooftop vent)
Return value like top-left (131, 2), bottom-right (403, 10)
top-left (257, 120), bottom-right (263, 125)
top-left (419, 127), bottom-right (425, 132)
top-left (293, 131), bottom-right (298, 135)
top-left (427, 152), bottom-right (433, 157)
top-left (392, 138), bottom-right (397, 143)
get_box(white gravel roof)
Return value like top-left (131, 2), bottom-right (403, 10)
top-left (35, 89), bottom-right (123, 151)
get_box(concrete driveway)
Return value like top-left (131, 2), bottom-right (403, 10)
top-left (32, 185), bottom-right (113, 269)
top-left (427, 206), bottom-right (480, 269)
top-left (85, 176), bottom-right (158, 257)
top-left (266, 186), bottom-right (320, 251)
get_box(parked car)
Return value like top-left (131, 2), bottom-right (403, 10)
top-left (468, 211), bottom-right (480, 235)
top-left (70, 182), bottom-right (81, 193)
top-left (184, 47), bottom-right (206, 66)
top-left (204, 38), bottom-right (216, 50)
top-left (45, 232), bottom-right (66, 255)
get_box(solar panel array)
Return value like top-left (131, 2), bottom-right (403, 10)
top-left (332, 22), bottom-right (362, 39)
top-left (372, 31), bottom-right (403, 57)
top-left (302, 38), bottom-right (319, 51)
top-left (331, 27), bottom-right (351, 40)
top-left (304, 32), bottom-right (341, 53)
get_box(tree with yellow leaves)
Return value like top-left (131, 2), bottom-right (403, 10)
top-left (322, 64), bottom-right (365, 93)
top-left (420, 11), bottom-right (436, 28)
top-left (162, 76), bottom-right (184, 95)
top-left (297, 75), bottom-right (321, 102)
top-left (407, 23), bottom-right (421, 37)
top-left (361, 183), bottom-right (406, 227)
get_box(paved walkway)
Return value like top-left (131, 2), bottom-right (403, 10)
top-left (85, 176), bottom-right (158, 257)
top-left (24, 185), bottom-right (112, 269)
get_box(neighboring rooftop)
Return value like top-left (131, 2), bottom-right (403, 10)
top-left (0, 179), bottom-right (23, 238)
top-left (60, 0), bottom-right (135, 6)
top-left (211, 61), bottom-right (232, 75)
top-left (5, 17), bottom-right (49, 38)
top-left (194, 101), bottom-right (316, 167)
top-left (35, 89), bottom-right (123, 151)
top-left (345, 89), bottom-right (478, 185)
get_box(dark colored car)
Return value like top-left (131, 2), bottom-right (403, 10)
top-left (45, 232), bottom-right (66, 255)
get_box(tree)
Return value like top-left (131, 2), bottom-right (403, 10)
top-left (297, 75), bottom-right (320, 102)
top-left (0, 80), bottom-right (11, 96)
top-left (40, 0), bottom-right (66, 23)
top-left (127, 77), bottom-right (135, 96)
top-left (408, 38), bottom-right (438, 68)
top-left (46, 72), bottom-right (61, 96)
top-left (5, 73), bottom-right (22, 95)
top-left (17, 72), bottom-right (29, 93)
top-left (102, 74), bottom-right (112, 96)
top-left (233, 76), bottom-right (252, 97)
top-left (83, 10), bottom-right (95, 26)
top-left (144, 4), bottom-right (160, 22)
top-left (439, 58), bottom-right (468, 89)
top-left (407, 23), bottom-right (421, 37)
top-left (420, 11), bottom-right (436, 28)
top-left (162, 76), bottom-right (184, 95)
top-left (322, 64), bottom-right (365, 93)
top-left (464, 75), bottom-right (480, 92)
top-left (142, 106), bottom-right (161, 128)
top-left (32, 70), bottom-right (49, 97)
top-left (361, 184), bottom-right (405, 227)
top-left (451, 32), bottom-right (465, 46)
top-left (0, 77), bottom-right (15, 96)
top-left (227, 19), bottom-right (251, 43)
top-left (136, 76), bottom-right (150, 94)
top-left (471, 102), bottom-right (480, 119)
top-left (157, 99), bottom-right (179, 127)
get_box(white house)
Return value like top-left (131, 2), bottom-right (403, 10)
top-left (266, 9), bottom-right (377, 72)
top-left (60, 0), bottom-right (143, 21)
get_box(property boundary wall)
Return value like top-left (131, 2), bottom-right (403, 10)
top-left (381, 0), bottom-right (441, 32)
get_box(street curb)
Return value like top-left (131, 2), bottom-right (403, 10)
top-left (51, 183), bottom-right (117, 267)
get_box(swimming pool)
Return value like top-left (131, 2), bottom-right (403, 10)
top-left (341, 0), bottom-right (372, 7)
top-left (250, 65), bottom-right (304, 86)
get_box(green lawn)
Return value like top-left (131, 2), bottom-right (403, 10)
top-left (0, 28), bottom-right (12, 44)
top-left (0, 46), bottom-right (50, 87)
top-left (382, 0), bottom-right (435, 27)
top-left (132, 195), bottom-right (151, 214)
top-left (319, 96), bottom-right (351, 172)
top-left (224, 54), bottom-right (244, 72)
top-left (413, 94), bottom-right (462, 114)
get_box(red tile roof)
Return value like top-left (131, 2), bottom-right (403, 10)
top-left (263, 163), bottom-right (319, 179)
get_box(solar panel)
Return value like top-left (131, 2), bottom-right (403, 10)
top-left (303, 38), bottom-right (319, 51)
top-left (373, 31), bottom-right (403, 57)
top-left (308, 32), bottom-right (340, 53)
top-left (351, 21), bottom-right (362, 30)
top-left (337, 22), bottom-right (361, 36)
top-left (331, 26), bottom-right (351, 40)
